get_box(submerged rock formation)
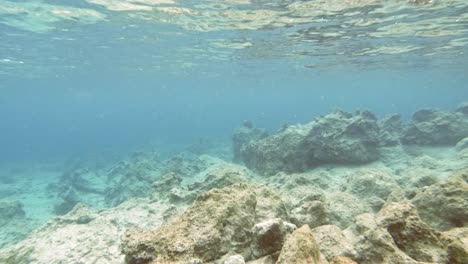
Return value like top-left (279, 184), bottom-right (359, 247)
top-left (232, 124), bottom-right (269, 162)
top-left (250, 218), bottom-right (296, 259)
top-left (343, 201), bottom-right (467, 264)
top-left (4, 104), bottom-right (468, 264)
top-left (122, 184), bottom-right (258, 263)
top-left (311, 225), bottom-right (355, 262)
top-left (401, 108), bottom-right (468, 145)
top-left (122, 183), bottom-right (294, 264)
top-left (378, 114), bottom-right (404, 146)
top-left (239, 110), bottom-right (381, 175)
top-left (0, 200), bottom-right (173, 264)
top-left (276, 225), bottom-right (322, 264)
top-left (411, 169), bottom-right (468, 230)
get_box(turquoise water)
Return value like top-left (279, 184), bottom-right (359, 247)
top-left (1, 0), bottom-right (467, 162)
top-left (0, 0), bottom-right (468, 257)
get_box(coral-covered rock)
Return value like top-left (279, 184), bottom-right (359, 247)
top-left (411, 169), bottom-right (468, 230)
top-left (250, 218), bottom-right (296, 258)
top-left (122, 184), bottom-right (257, 264)
top-left (240, 110), bottom-right (381, 175)
top-left (276, 225), bottom-right (322, 264)
top-left (311, 225), bottom-right (355, 262)
top-left (401, 109), bottom-right (468, 145)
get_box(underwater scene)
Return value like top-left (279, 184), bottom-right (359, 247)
top-left (1, 0), bottom-right (468, 263)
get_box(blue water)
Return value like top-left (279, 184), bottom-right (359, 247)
top-left (1, 0), bottom-right (468, 163)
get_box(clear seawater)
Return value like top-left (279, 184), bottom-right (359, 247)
top-left (0, 0), bottom-right (467, 248)
top-left (1, 0), bottom-right (467, 163)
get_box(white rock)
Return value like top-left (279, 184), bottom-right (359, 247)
top-left (224, 254), bottom-right (245, 264)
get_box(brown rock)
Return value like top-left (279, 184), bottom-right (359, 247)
top-left (122, 184), bottom-right (257, 264)
top-left (345, 201), bottom-right (465, 264)
top-left (411, 169), bottom-right (468, 230)
top-left (330, 256), bottom-right (357, 264)
top-left (276, 225), bottom-right (322, 264)
top-left (250, 218), bottom-right (296, 258)
top-left (376, 202), bottom-right (448, 263)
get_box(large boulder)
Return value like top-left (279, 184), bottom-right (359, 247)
top-left (240, 110), bottom-right (381, 175)
top-left (122, 184), bottom-right (258, 264)
top-left (401, 108), bottom-right (468, 145)
top-left (344, 202), bottom-right (466, 264)
top-left (276, 225), bottom-right (322, 264)
top-left (344, 212), bottom-right (415, 264)
top-left (250, 218), bottom-right (296, 258)
top-left (411, 169), bottom-right (468, 230)
top-left (375, 202), bottom-right (448, 263)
